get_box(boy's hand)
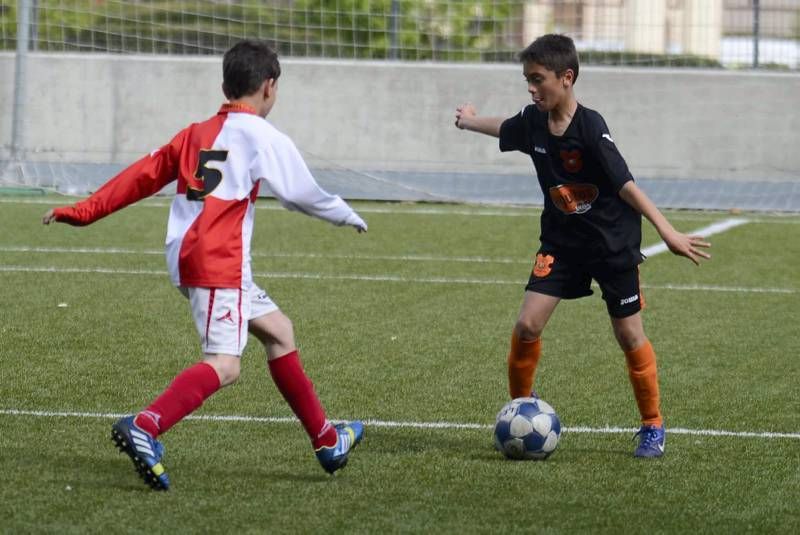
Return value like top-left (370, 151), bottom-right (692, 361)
top-left (344, 212), bottom-right (368, 233)
top-left (42, 208), bottom-right (57, 225)
top-left (663, 229), bottom-right (711, 265)
top-left (455, 103), bottom-right (477, 129)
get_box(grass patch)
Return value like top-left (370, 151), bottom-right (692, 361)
top-left (1, 196), bottom-right (799, 533)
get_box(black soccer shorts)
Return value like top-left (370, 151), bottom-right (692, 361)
top-left (525, 251), bottom-right (644, 318)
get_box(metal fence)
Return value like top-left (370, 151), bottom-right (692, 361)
top-left (2, 1), bottom-right (799, 68)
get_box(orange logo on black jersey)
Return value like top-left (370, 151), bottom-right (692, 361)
top-left (548, 183), bottom-right (599, 215)
top-left (532, 253), bottom-right (555, 278)
top-left (560, 149), bottom-right (583, 173)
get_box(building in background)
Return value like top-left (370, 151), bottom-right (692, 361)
top-left (522, 0), bottom-right (799, 65)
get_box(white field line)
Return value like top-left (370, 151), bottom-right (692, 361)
top-left (642, 218), bottom-right (750, 257)
top-left (1, 408), bottom-right (798, 440)
top-left (0, 245), bottom-right (528, 265)
top-left (0, 214), bottom-right (765, 266)
top-left (638, 283), bottom-right (794, 294)
top-left (0, 265), bottom-right (795, 294)
top-left (7, 197), bottom-right (800, 222)
top-left (2, 197), bottom-right (537, 217)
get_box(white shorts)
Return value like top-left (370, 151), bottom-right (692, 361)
top-left (180, 284), bottom-right (279, 356)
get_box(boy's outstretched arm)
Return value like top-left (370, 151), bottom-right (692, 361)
top-left (619, 181), bottom-right (711, 265)
top-left (454, 103), bottom-right (505, 137)
top-left (257, 136), bottom-right (367, 233)
top-left (41, 142), bottom-right (178, 227)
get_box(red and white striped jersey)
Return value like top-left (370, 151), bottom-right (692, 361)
top-left (54, 103), bottom-right (360, 289)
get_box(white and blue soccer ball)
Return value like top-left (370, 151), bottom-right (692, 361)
top-left (494, 397), bottom-right (561, 460)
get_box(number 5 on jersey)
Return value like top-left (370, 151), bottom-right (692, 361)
top-left (187, 149), bottom-right (229, 201)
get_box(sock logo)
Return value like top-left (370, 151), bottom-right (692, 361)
top-left (316, 421), bottom-right (333, 440)
top-left (137, 410), bottom-right (162, 432)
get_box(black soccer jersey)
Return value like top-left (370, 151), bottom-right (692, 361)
top-left (499, 103), bottom-right (642, 268)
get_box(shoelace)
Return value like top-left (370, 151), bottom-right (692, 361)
top-left (633, 427), bottom-right (661, 448)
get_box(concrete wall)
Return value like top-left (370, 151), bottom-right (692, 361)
top-left (1, 52), bottom-right (799, 181)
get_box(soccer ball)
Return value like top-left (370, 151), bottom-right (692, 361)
top-left (494, 397), bottom-right (561, 460)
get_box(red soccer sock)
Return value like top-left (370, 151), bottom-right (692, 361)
top-left (134, 361), bottom-right (221, 438)
top-left (507, 331), bottom-right (542, 399)
top-left (623, 339), bottom-right (663, 427)
top-left (268, 350), bottom-right (337, 450)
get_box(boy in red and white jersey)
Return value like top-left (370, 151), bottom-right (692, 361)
top-left (43, 40), bottom-right (366, 489)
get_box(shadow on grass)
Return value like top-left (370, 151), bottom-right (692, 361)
top-left (374, 429), bottom-right (634, 464)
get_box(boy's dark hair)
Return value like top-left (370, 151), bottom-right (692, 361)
top-left (518, 34), bottom-right (579, 84)
top-left (222, 40), bottom-right (281, 99)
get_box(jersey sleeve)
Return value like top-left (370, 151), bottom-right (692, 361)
top-left (585, 111), bottom-right (634, 192)
top-left (252, 134), bottom-right (357, 225)
top-left (498, 106), bottom-right (532, 154)
top-left (53, 132), bottom-right (182, 226)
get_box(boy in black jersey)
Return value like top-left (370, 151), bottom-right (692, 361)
top-left (454, 34), bottom-right (710, 457)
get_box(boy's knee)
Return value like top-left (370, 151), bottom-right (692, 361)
top-left (614, 326), bottom-right (646, 352)
top-left (274, 313), bottom-right (294, 339)
top-left (514, 319), bottom-right (542, 341)
top-left (250, 311), bottom-right (293, 345)
top-left (205, 355), bottom-right (241, 387)
top-left (617, 333), bottom-right (647, 353)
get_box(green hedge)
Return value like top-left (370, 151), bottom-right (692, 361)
top-left (0, 0), bottom-right (517, 61)
top-left (578, 50), bottom-right (722, 68)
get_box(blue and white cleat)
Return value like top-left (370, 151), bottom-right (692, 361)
top-left (111, 415), bottom-right (170, 490)
top-left (633, 424), bottom-right (666, 458)
top-left (315, 421), bottom-right (364, 474)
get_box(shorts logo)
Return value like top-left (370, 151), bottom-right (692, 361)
top-left (620, 294), bottom-right (639, 306)
top-left (215, 309), bottom-right (235, 324)
top-left (548, 183), bottom-right (599, 215)
top-left (533, 253), bottom-right (555, 278)
top-left (559, 149), bottom-right (583, 173)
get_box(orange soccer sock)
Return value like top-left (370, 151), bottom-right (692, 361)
top-left (507, 332), bottom-right (542, 399)
top-left (623, 339), bottom-right (663, 427)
